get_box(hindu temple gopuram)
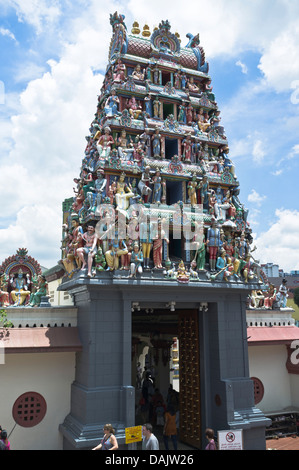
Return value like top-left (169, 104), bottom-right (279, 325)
top-left (58, 12), bottom-right (270, 449)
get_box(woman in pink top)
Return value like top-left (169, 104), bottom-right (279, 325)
top-left (1, 430), bottom-right (10, 450)
top-left (205, 428), bottom-right (216, 450)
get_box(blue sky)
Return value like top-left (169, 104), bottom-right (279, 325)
top-left (0, 0), bottom-right (299, 272)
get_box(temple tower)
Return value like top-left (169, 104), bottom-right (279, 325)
top-left (59, 13), bottom-right (270, 449)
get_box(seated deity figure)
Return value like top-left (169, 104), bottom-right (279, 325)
top-left (127, 96), bottom-right (143, 119)
top-left (115, 172), bottom-right (135, 215)
top-left (0, 273), bottom-right (9, 307)
top-left (187, 76), bottom-right (200, 93)
top-left (132, 64), bottom-right (145, 81)
top-left (113, 58), bottom-right (126, 83)
top-left (10, 269), bottom-right (31, 306)
top-left (105, 238), bottom-right (128, 271)
top-left (104, 89), bottom-right (120, 117)
top-left (28, 275), bottom-right (48, 307)
top-left (117, 130), bottom-right (134, 161)
top-left (129, 242), bottom-right (143, 278)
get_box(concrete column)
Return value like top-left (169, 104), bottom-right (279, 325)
top-left (59, 285), bottom-right (134, 449)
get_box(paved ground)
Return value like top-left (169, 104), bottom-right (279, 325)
top-left (266, 435), bottom-right (299, 450)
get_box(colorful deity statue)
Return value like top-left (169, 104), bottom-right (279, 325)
top-left (129, 242), bottom-right (143, 278)
top-left (115, 172), bottom-right (135, 215)
top-left (10, 269), bottom-right (31, 306)
top-left (76, 224), bottom-right (99, 277)
top-left (28, 275), bottom-right (48, 307)
top-left (96, 126), bottom-right (114, 159)
top-left (0, 273), bottom-right (9, 307)
top-left (104, 88), bottom-right (120, 116)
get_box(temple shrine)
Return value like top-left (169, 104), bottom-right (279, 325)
top-left (0, 248), bottom-right (49, 308)
top-left (55, 12), bottom-right (271, 449)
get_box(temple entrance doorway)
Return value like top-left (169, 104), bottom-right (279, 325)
top-left (132, 307), bottom-right (202, 448)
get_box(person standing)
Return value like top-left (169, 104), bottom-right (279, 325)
top-left (142, 423), bottom-right (159, 450)
top-left (163, 405), bottom-right (178, 450)
top-left (0, 430), bottom-right (10, 450)
top-left (92, 424), bottom-right (118, 450)
top-left (205, 428), bottom-right (217, 450)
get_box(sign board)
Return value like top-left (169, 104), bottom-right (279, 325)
top-left (125, 425), bottom-right (143, 444)
top-left (218, 429), bottom-right (243, 450)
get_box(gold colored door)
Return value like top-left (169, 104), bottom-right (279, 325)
top-left (178, 310), bottom-right (201, 448)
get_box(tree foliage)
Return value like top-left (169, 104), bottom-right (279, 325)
top-left (294, 287), bottom-right (299, 308)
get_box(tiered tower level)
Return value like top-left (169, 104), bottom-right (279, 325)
top-left (61, 12), bottom-right (262, 285)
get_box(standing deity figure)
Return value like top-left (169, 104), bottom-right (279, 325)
top-left (152, 220), bottom-right (169, 269)
top-left (206, 218), bottom-right (222, 272)
top-left (182, 133), bottom-right (192, 163)
top-left (152, 169), bottom-right (163, 204)
top-left (186, 103), bottom-right (194, 126)
top-left (199, 176), bottom-right (210, 212)
top-left (10, 269), bottom-right (31, 306)
top-left (153, 96), bottom-right (161, 118)
top-left (178, 102), bottom-right (186, 123)
top-left (144, 95), bottom-right (152, 117)
top-left (90, 170), bottom-right (107, 214)
top-left (276, 279), bottom-right (288, 308)
top-left (138, 166), bottom-right (153, 203)
top-left (76, 224), bottom-right (99, 277)
top-left (139, 219), bottom-right (153, 269)
top-left (187, 176), bottom-right (199, 206)
top-left (139, 128), bottom-right (151, 158)
top-left (152, 127), bottom-right (162, 158)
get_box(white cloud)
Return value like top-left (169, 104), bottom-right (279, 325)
top-left (271, 169), bottom-right (283, 176)
top-left (253, 209), bottom-right (299, 272)
top-left (236, 60), bottom-right (248, 74)
top-left (0, 10), bottom-right (110, 267)
top-left (287, 144), bottom-right (299, 160)
top-left (258, 21), bottom-right (299, 92)
top-left (0, 204), bottom-right (62, 268)
top-left (252, 139), bottom-right (266, 164)
top-left (248, 190), bottom-right (266, 207)
top-left (5, 0), bottom-right (62, 34)
top-left (0, 27), bottom-right (18, 43)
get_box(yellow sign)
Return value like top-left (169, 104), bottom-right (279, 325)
top-left (125, 425), bottom-right (143, 444)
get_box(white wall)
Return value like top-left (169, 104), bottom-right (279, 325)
top-left (0, 352), bottom-right (76, 450)
top-left (48, 278), bottom-right (74, 306)
top-left (290, 374), bottom-right (299, 408)
top-left (248, 345), bottom-right (292, 413)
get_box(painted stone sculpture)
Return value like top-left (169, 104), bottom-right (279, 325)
top-left (60, 12), bottom-right (265, 289)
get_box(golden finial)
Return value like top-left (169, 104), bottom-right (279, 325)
top-left (175, 32), bottom-right (181, 43)
top-left (131, 21), bottom-right (140, 34)
top-left (142, 24), bottom-right (151, 37)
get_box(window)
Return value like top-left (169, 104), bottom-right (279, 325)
top-left (12, 392), bottom-right (47, 427)
top-left (251, 377), bottom-right (264, 405)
